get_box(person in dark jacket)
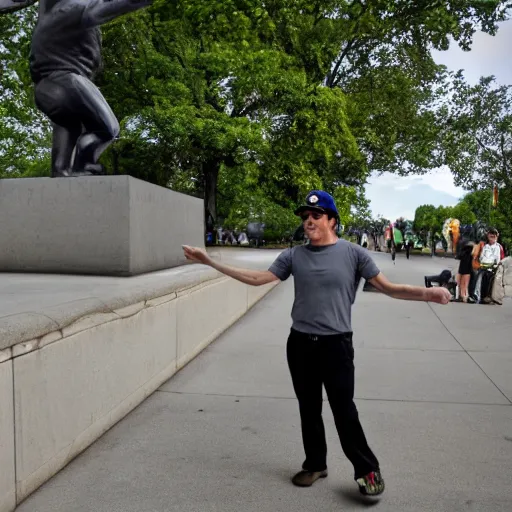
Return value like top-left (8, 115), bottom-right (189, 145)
top-left (456, 241), bottom-right (474, 302)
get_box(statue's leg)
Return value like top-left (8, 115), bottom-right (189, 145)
top-left (70, 75), bottom-right (120, 174)
top-left (51, 122), bottom-right (83, 177)
top-left (34, 75), bottom-right (83, 177)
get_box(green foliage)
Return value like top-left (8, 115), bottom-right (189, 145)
top-left (413, 187), bottom-right (512, 251)
top-left (449, 202), bottom-right (477, 225)
top-left (459, 188), bottom-right (512, 250)
top-left (459, 189), bottom-right (492, 221)
top-left (97, 0), bottom-right (512, 229)
top-left (439, 73), bottom-right (512, 189)
top-left (1, 0), bottom-right (511, 239)
top-left (0, 7), bottom-right (51, 178)
top-left (221, 189), bottom-right (299, 241)
top-left (413, 204), bottom-right (438, 232)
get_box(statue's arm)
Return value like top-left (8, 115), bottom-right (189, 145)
top-left (81, 0), bottom-right (153, 27)
top-left (0, 0), bottom-right (37, 14)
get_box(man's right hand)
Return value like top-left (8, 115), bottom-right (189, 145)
top-left (426, 287), bottom-right (451, 305)
top-left (182, 245), bottom-right (211, 265)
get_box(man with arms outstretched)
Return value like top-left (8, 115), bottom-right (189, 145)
top-left (183, 190), bottom-right (451, 497)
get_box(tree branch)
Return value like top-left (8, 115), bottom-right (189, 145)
top-left (475, 135), bottom-right (497, 158)
top-left (325, 0), bottom-right (368, 88)
top-left (500, 133), bottom-right (510, 173)
top-left (326, 38), bottom-right (356, 88)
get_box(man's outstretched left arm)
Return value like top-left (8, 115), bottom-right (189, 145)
top-left (369, 272), bottom-right (451, 304)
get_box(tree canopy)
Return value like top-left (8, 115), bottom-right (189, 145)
top-left (440, 73), bottom-right (512, 189)
top-left (1, 1), bottom-right (512, 235)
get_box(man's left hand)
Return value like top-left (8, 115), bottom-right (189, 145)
top-left (426, 287), bottom-right (451, 304)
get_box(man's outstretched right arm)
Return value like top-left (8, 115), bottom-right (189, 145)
top-left (182, 245), bottom-right (280, 287)
top-left (0, 0), bottom-right (36, 14)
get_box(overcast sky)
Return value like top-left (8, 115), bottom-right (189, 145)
top-left (365, 20), bottom-right (512, 221)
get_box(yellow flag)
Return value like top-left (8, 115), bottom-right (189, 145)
top-left (492, 184), bottom-right (499, 207)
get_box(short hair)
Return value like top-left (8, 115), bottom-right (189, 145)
top-left (326, 211), bottom-right (339, 231)
top-left (487, 228), bottom-right (499, 236)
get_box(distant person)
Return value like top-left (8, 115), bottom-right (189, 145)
top-left (405, 240), bottom-right (411, 260)
top-left (238, 232), bottom-right (249, 246)
top-left (455, 241), bottom-right (474, 302)
top-left (471, 228), bottom-right (503, 303)
top-left (424, 269), bottom-right (452, 289)
top-left (183, 190), bottom-right (450, 498)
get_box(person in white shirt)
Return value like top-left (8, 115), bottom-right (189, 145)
top-left (472, 228), bottom-right (502, 303)
top-left (479, 239), bottom-right (501, 265)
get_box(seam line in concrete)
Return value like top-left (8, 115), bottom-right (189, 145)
top-left (427, 303), bottom-right (512, 405)
top-left (155, 390), bottom-right (511, 407)
top-left (11, 358), bottom-right (18, 505)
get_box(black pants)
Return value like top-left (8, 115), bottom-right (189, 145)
top-left (286, 329), bottom-right (380, 479)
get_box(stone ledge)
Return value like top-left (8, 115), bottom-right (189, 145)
top-left (4, 275), bottom-right (230, 360)
top-left (0, 249), bottom-right (283, 352)
top-left (0, 266), bottom-right (223, 352)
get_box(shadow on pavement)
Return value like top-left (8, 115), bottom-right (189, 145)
top-left (336, 487), bottom-right (382, 508)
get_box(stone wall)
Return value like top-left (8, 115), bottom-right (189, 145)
top-left (0, 275), bottom-right (278, 512)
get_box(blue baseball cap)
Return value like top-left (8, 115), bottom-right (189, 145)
top-left (294, 190), bottom-right (339, 218)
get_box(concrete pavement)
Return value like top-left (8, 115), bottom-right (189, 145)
top-left (15, 250), bottom-right (512, 511)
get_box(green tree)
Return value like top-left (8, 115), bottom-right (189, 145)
top-left (459, 188), bottom-right (512, 250)
top-left (414, 203), bottom-right (445, 247)
top-left (459, 189), bottom-right (493, 222)
top-left (323, 0), bottom-right (511, 176)
top-left (440, 73), bottom-right (512, 189)
top-left (2, 0), bottom-right (511, 233)
top-left (449, 202), bottom-right (477, 225)
top-left (0, 7), bottom-right (51, 178)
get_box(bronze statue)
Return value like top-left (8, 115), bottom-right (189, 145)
top-left (1, 0), bottom-right (153, 177)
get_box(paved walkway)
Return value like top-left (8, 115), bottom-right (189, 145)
top-left (16, 251), bottom-right (512, 512)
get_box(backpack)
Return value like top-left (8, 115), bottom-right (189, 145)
top-left (472, 242), bottom-right (485, 271)
top-left (491, 256), bottom-right (512, 305)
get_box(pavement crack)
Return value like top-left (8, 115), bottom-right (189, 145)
top-left (156, 389), bottom-right (511, 407)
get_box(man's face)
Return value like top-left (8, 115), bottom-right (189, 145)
top-left (487, 232), bottom-right (498, 245)
top-left (300, 209), bottom-right (334, 241)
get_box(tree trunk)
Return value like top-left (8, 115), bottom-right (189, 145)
top-left (203, 160), bottom-right (221, 240)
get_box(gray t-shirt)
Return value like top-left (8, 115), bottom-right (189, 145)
top-left (268, 240), bottom-right (380, 335)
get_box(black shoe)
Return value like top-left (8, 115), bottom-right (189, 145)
top-left (83, 163), bottom-right (106, 175)
top-left (51, 168), bottom-right (75, 178)
top-left (291, 469), bottom-right (328, 487)
top-left (51, 168), bottom-right (94, 178)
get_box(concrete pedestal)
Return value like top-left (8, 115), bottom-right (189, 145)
top-left (0, 176), bottom-right (204, 276)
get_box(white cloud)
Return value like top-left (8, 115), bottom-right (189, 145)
top-left (432, 20), bottom-right (512, 86)
top-left (365, 169), bottom-right (465, 221)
